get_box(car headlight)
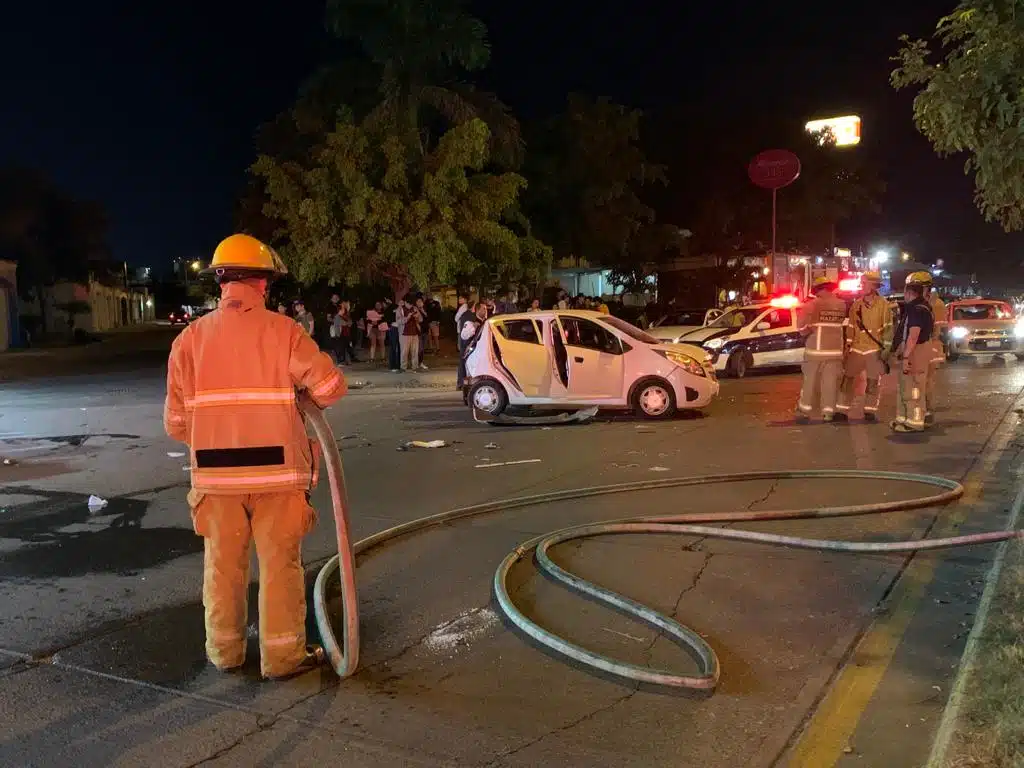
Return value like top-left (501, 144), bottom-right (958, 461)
top-left (665, 350), bottom-right (706, 377)
top-left (950, 326), bottom-right (969, 339)
top-left (704, 338), bottom-right (725, 350)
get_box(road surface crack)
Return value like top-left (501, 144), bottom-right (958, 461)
top-left (745, 478), bottom-right (780, 511)
top-left (184, 717), bottom-right (272, 767)
top-left (481, 689), bottom-right (638, 766)
top-left (643, 552), bottom-right (713, 664)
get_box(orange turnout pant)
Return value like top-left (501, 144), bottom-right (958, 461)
top-left (188, 489), bottom-right (316, 678)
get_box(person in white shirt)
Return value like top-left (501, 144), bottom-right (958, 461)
top-left (457, 301), bottom-right (489, 393)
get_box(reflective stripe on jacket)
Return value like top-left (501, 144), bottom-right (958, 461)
top-left (847, 295), bottom-right (892, 355)
top-left (799, 294), bottom-right (847, 359)
top-left (164, 281), bottom-right (347, 494)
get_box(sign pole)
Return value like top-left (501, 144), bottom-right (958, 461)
top-left (748, 149), bottom-right (801, 295)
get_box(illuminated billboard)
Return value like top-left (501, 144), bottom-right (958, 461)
top-left (805, 115), bottom-right (862, 147)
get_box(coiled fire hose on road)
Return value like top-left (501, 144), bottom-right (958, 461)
top-left (301, 401), bottom-right (1024, 691)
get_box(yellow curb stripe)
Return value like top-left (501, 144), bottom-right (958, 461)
top-left (784, 468), bottom-right (992, 767)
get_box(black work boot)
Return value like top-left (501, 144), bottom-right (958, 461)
top-left (832, 412), bottom-right (849, 422)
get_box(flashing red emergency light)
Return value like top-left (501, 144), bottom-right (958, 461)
top-left (770, 295), bottom-right (801, 309)
top-left (838, 278), bottom-right (862, 292)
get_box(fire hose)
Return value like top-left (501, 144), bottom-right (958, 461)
top-left (301, 401), bottom-right (1024, 691)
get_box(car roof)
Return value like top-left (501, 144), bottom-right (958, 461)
top-left (949, 298), bottom-right (1007, 305)
top-left (488, 309), bottom-right (611, 322)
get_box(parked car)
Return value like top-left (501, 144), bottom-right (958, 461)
top-left (168, 307), bottom-right (191, 326)
top-left (463, 310), bottom-right (718, 420)
top-left (674, 297), bottom-right (806, 378)
top-left (646, 308), bottom-right (723, 344)
top-left (946, 299), bottom-right (1024, 361)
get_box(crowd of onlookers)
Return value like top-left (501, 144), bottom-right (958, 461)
top-left (274, 289), bottom-right (628, 374)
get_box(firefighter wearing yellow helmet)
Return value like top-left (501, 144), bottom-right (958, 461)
top-left (835, 271), bottom-right (890, 421)
top-left (165, 234), bottom-right (348, 679)
top-left (911, 270), bottom-right (947, 421)
top-left (796, 276), bottom-right (847, 422)
top-left (889, 271), bottom-right (934, 432)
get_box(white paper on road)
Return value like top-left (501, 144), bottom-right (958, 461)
top-left (87, 495), bottom-right (108, 512)
top-left (404, 440), bottom-right (447, 449)
top-left (474, 459), bottom-right (541, 469)
top-left (649, 466), bottom-right (670, 472)
top-left (167, 452), bottom-right (185, 458)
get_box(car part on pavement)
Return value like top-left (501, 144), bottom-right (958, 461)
top-left (472, 405), bottom-right (599, 425)
top-left (302, 402), bottom-right (1023, 691)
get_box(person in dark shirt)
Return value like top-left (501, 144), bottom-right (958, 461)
top-left (891, 272), bottom-right (934, 432)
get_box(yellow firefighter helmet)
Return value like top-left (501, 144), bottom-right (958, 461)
top-left (812, 276), bottom-right (836, 292)
top-left (905, 270), bottom-right (932, 287)
top-left (203, 234), bottom-right (288, 278)
top-left (862, 270), bottom-right (882, 284)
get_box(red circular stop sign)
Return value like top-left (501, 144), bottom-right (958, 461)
top-left (748, 149), bottom-right (801, 190)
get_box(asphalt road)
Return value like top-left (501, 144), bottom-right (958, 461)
top-left (1, 357), bottom-right (1023, 767)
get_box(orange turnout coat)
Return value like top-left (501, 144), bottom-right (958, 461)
top-left (163, 282), bottom-right (347, 493)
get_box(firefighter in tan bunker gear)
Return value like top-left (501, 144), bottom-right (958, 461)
top-left (921, 273), bottom-right (946, 422)
top-left (835, 271), bottom-right (891, 422)
top-left (163, 234), bottom-right (347, 680)
top-left (891, 272), bottom-right (934, 433)
top-left (796, 276), bottom-right (848, 422)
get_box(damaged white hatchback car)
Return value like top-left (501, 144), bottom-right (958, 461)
top-left (463, 310), bottom-right (719, 420)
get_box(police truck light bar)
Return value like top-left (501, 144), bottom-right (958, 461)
top-left (838, 277), bottom-right (862, 293)
top-left (770, 295), bottom-right (800, 309)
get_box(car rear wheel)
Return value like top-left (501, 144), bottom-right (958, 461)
top-left (468, 379), bottom-right (508, 417)
top-left (947, 350), bottom-right (960, 362)
top-left (632, 379), bottom-right (677, 420)
top-left (1015, 354), bottom-right (1024, 362)
top-left (727, 350), bottom-right (753, 378)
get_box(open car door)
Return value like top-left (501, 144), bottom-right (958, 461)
top-left (490, 317), bottom-right (564, 397)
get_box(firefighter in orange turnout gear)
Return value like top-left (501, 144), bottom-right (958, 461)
top-left (796, 277), bottom-right (847, 422)
top-left (835, 271), bottom-right (891, 422)
top-left (163, 234), bottom-right (347, 680)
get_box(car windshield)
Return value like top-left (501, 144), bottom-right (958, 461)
top-left (708, 308), bottom-right (762, 329)
top-left (653, 310), bottom-right (709, 328)
top-left (600, 316), bottom-right (660, 345)
top-left (953, 303), bottom-right (1013, 321)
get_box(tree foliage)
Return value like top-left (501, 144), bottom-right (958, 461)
top-left (524, 95), bottom-right (667, 267)
top-left (252, 117), bottom-right (549, 296)
top-left (892, 1), bottom-right (1024, 230)
top-left (325, 0), bottom-right (521, 167)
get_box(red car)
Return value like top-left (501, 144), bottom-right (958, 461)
top-left (168, 308), bottom-right (191, 326)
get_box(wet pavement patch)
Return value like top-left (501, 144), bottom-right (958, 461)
top-left (0, 486), bottom-right (201, 580)
top-left (0, 433), bottom-right (140, 449)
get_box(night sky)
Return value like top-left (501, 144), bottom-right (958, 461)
top-left (4, 1), bottom-right (1019, 278)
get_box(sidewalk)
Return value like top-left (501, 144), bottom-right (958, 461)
top-left (342, 359), bottom-right (457, 392)
top-left (0, 324), bottom-right (178, 381)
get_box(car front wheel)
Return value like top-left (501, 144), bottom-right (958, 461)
top-left (468, 379), bottom-right (508, 417)
top-left (632, 379), bottom-right (677, 420)
top-left (727, 350), bottom-right (752, 378)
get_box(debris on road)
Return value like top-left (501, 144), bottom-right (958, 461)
top-left (2, 457), bottom-right (16, 466)
top-left (423, 607), bottom-right (499, 654)
top-left (474, 459), bottom-right (541, 469)
top-left (167, 451), bottom-right (185, 458)
top-left (398, 439), bottom-right (448, 451)
top-left (649, 466), bottom-right (670, 472)
top-left (484, 442), bottom-right (499, 449)
top-left (87, 495), bottom-right (108, 513)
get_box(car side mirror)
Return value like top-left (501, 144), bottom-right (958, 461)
top-left (756, 322), bottom-right (770, 331)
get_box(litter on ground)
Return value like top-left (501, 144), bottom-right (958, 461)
top-left (87, 495), bottom-right (108, 512)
